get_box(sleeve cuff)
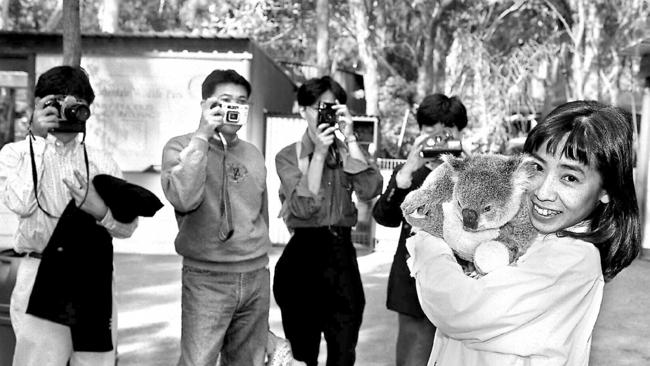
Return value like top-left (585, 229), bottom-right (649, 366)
top-left (99, 207), bottom-right (118, 228)
top-left (342, 156), bottom-right (371, 174)
top-left (406, 232), bottom-right (454, 277)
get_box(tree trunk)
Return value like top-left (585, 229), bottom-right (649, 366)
top-left (348, 0), bottom-right (379, 115)
top-left (316, 0), bottom-right (330, 76)
top-left (63, 0), bottom-right (82, 66)
top-left (415, 0), bottom-right (452, 100)
top-left (416, 21), bottom-right (437, 100)
top-left (99, 0), bottom-right (120, 33)
top-left (0, 0), bottom-right (9, 30)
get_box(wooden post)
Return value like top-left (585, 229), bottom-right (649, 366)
top-left (62, 0), bottom-right (81, 67)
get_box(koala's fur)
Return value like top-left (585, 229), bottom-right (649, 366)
top-left (401, 153), bottom-right (538, 271)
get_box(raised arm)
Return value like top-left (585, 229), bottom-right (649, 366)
top-left (276, 147), bottom-right (322, 220)
top-left (372, 165), bottom-right (409, 227)
top-left (161, 136), bottom-right (209, 213)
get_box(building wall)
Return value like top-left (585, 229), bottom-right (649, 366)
top-left (247, 43), bottom-right (296, 153)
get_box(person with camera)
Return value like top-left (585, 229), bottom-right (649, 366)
top-left (273, 76), bottom-right (383, 366)
top-left (0, 65), bottom-right (138, 366)
top-left (372, 93), bottom-right (468, 366)
top-left (161, 69), bottom-right (271, 366)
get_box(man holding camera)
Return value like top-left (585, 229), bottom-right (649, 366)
top-left (0, 65), bottom-right (138, 366)
top-left (161, 69), bottom-right (271, 366)
top-left (372, 93), bottom-right (468, 366)
top-left (273, 76), bottom-right (383, 366)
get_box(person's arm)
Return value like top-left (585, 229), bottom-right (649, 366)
top-left (276, 148), bottom-right (322, 219)
top-left (0, 139), bottom-right (42, 216)
top-left (406, 233), bottom-right (602, 349)
top-left (372, 165), bottom-right (411, 227)
top-left (160, 135), bottom-right (209, 213)
top-left (261, 180), bottom-right (270, 228)
top-left (74, 151), bottom-right (138, 239)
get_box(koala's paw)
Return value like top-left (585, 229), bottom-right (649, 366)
top-left (474, 241), bottom-right (511, 275)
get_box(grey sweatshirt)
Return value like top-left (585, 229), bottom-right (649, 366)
top-left (161, 133), bottom-right (270, 272)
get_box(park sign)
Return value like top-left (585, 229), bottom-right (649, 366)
top-left (0, 31), bottom-right (296, 172)
top-left (37, 52), bottom-right (251, 172)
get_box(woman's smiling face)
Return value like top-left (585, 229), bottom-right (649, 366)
top-left (528, 136), bottom-right (610, 234)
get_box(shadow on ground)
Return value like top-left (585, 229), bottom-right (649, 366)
top-left (115, 246), bottom-right (650, 366)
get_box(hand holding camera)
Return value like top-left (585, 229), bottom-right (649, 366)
top-left (198, 98), bottom-right (249, 139)
top-left (34, 94), bottom-right (90, 134)
top-left (316, 101), bottom-right (355, 141)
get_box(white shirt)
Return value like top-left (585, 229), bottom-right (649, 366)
top-left (407, 232), bottom-right (604, 366)
top-left (0, 134), bottom-right (137, 253)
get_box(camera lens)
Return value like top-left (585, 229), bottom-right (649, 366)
top-left (226, 111), bottom-right (239, 123)
top-left (64, 104), bottom-right (90, 123)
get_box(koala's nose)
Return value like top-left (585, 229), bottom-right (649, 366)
top-left (462, 208), bottom-right (478, 230)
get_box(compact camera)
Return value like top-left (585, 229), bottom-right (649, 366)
top-left (420, 132), bottom-right (463, 159)
top-left (210, 102), bottom-right (249, 125)
top-left (317, 102), bottom-right (338, 128)
top-left (44, 95), bottom-right (91, 133)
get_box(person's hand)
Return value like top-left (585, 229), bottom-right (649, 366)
top-left (31, 95), bottom-right (61, 136)
top-left (333, 102), bottom-right (354, 139)
top-left (313, 123), bottom-right (338, 158)
top-left (395, 134), bottom-right (430, 188)
top-left (63, 170), bottom-right (108, 220)
top-left (402, 134), bottom-right (431, 174)
top-left (196, 98), bottom-right (225, 139)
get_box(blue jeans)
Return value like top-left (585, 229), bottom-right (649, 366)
top-left (178, 265), bottom-right (270, 366)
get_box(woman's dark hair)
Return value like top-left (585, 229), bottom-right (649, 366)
top-left (296, 76), bottom-right (347, 107)
top-left (201, 69), bottom-right (251, 99)
top-left (523, 100), bottom-right (640, 280)
top-left (416, 93), bottom-right (468, 131)
top-left (34, 66), bottom-right (95, 105)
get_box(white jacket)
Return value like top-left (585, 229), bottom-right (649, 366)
top-left (407, 232), bottom-right (604, 366)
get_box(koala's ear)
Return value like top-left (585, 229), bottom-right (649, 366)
top-left (512, 154), bottom-right (537, 190)
top-left (517, 154), bottom-right (538, 177)
top-left (442, 154), bottom-right (465, 171)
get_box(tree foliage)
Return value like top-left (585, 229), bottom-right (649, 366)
top-left (2, 0), bottom-right (649, 157)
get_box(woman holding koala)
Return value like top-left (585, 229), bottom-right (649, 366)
top-left (407, 100), bottom-right (640, 365)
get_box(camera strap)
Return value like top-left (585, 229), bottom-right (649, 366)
top-left (216, 132), bottom-right (234, 241)
top-left (28, 131), bottom-right (90, 218)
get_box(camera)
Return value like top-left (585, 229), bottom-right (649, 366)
top-left (44, 95), bottom-right (91, 133)
top-left (317, 102), bottom-right (338, 128)
top-left (420, 132), bottom-right (463, 159)
top-left (210, 102), bottom-right (249, 125)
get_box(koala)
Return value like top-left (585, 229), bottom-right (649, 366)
top-left (401, 153), bottom-right (538, 274)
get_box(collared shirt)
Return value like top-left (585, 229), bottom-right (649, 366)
top-left (275, 131), bottom-right (383, 229)
top-left (407, 232), bottom-right (604, 366)
top-left (0, 134), bottom-right (137, 254)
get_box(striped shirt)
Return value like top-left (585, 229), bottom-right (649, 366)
top-left (0, 134), bottom-right (137, 254)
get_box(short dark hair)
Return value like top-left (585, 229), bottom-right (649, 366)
top-left (34, 66), bottom-right (95, 105)
top-left (523, 100), bottom-right (640, 281)
top-left (296, 76), bottom-right (347, 107)
top-left (416, 94), bottom-right (467, 130)
top-left (201, 69), bottom-right (251, 99)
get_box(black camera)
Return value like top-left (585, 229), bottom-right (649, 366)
top-left (420, 132), bottom-right (463, 159)
top-left (317, 102), bottom-right (338, 127)
top-left (44, 95), bottom-right (90, 133)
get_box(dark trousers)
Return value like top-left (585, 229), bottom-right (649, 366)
top-left (273, 227), bottom-right (365, 366)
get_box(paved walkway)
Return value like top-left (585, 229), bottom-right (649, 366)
top-left (113, 240), bottom-right (650, 366)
